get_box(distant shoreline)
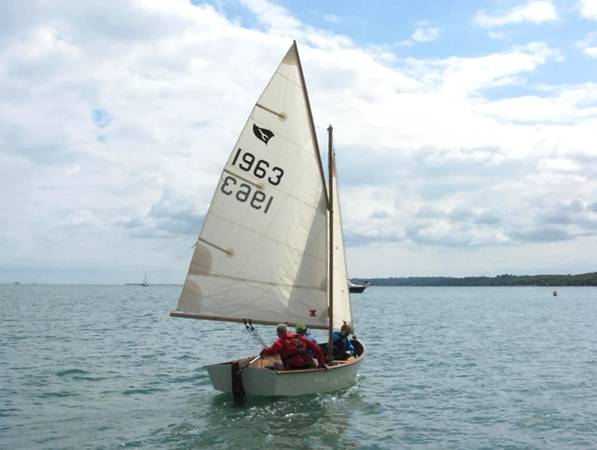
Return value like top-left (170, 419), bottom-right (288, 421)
top-left (352, 272), bottom-right (597, 287)
top-left (4, 272), bottom-right (597, 287)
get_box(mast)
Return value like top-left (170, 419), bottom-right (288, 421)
top-left (327, 125), bottom-right (334, 362)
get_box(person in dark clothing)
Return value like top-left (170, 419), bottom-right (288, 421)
top-left (261, 323), bottom-right (327, 370)
top-left (332, 322), bottom-right (356, 360)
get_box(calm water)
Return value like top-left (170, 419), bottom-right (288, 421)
top-left (1, 285), bottom-right (596, 449)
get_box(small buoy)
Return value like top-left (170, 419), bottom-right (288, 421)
top-left (553, 291), bottom-right (558, 297)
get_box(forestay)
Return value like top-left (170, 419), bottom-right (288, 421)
top-left (173, 43), bottom-right (330, 329)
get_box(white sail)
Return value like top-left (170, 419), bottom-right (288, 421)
top-left (331, 156), bottom-right (352, 329)
top-left (173, 43), bottom-right (329, 329)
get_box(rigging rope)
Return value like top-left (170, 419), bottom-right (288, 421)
top-left (243, 319), bottom-right (266, 348)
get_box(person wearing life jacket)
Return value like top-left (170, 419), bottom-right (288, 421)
top-left (261, 323), bottom-right (327, 370)
top-left (332, 322), bottom-right (356, 360)
top-left (295, 323), bottom-right (317, 344)
top-left (295, 323), bottom-right (320, 366)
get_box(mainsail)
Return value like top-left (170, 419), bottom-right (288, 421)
top-left (173, 43), bottom-right (331, 329)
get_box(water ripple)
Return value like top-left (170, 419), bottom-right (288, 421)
top-left (2, 285), bottom-right (597, 449)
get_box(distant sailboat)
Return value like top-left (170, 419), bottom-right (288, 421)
top-left (125, 272), bottom-right (150, 287)
top-left (170, 41), bottom-right (365, 396)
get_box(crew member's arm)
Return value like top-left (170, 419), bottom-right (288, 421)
top-left (306, 339), bottom-right (326, 368)
top-left (260, 338), bottom-right (282, 356)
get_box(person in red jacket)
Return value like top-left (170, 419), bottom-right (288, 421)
top-left (261, 323), bottom-right (327, 370)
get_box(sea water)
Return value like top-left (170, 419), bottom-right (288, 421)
top-left (1, 284), bottom-right (596, 449)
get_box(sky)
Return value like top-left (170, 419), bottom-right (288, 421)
top-left (1, 0), bottom-right (596, 284)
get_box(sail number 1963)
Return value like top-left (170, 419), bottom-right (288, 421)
top-left (230, 148), bottom-right (284, 185)
top-left (220, 148), bottom-right (284, 214)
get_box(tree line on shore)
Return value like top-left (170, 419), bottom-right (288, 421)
top-left (352, 272), bottom-right (597, 287)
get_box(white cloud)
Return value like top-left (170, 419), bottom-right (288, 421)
top-left (405, 42), bottom-right (563, 97)
top-left (62, 209), bottom-right (100, 228)
top-left (479, 82), bottom-right (597, 123)
top-left (577, 31), bottom-right (597, 57)
top-left (487, 30), bottom-right (508, 40)
top-left (411, 26), bottom-right (440, 43)
top-left (323, 14), bottom-right (340, 24)
top-left (240, 0), bottom-right (301, 35)
top-left (474, 1), bottom-right (559, 27)
top-left (579, 0), bottom-right (597, 20)
top-left (400, 22), bottom-right (440, 47)
top-left (0, 0), bottom-right (595, 282)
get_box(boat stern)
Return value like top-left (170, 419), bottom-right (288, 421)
top-left (205, 362), bottom-right (233, 393)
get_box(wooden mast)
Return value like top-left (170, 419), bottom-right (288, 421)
top-left (327, 125), bottom-right (334, 362)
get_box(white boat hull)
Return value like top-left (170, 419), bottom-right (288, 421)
top-left (206, 340), bottom-right (365, 396)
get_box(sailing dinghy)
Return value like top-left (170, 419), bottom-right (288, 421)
top-left (170, 41), bottom-right (365, 397)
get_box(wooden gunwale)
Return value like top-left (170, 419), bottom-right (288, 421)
top-left (214, 339), bottom-right (365, 375)
top-left (275, 355), bottom-right (362, 374)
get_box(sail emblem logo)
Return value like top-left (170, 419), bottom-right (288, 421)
top-left (253, 124), bottom-right (274, 145)
top-left (309, 309), bottom-right (317, 317)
